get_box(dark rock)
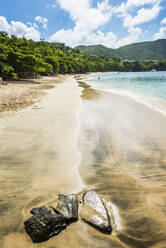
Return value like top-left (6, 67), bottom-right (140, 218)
top-left (81, 191), bottom-right (112, 234)
top-left (24, 206), bottom-right (66, 243)
top-left (54, 194), bottom-right (78, 222)
top-left (24, 192), bottom-right (112, 243)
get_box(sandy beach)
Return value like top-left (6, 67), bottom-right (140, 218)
top-left (0, 76), bottom-right (84, 248)
top-left (0, 75), bottom-right (166, 247)
top-left (0, 76), bottom-right (66, 118)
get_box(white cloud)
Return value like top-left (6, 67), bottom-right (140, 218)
top-left (27, 22), bottom-right (39, 29)
top-left (45, 3), bottom-right (56, 8)
top-left (114, 0), bottom-right (163, 29)
top-left (126, 0), bottom-right (161, 7)
top-left (49, 0), bottom-right (115, 47)
top-left (35, 16), bottom-right (48, 29)
top-left (57, 0), bottom-right (112, 32)
top-left (114, 0), bottom-right (162, 13)
top-left (0, 16), bottom-right (40, 40)
top-left (49, 0), bottom-right (163, 48)
top-left (116, 27), bottom-right (142, 47)
top-left (50, 28), bottom-right (117, 47)
top-left (123, 3), bottom-right (162, 27)
top-left (154, 26), bottom-right (166, 39)
top-left (161, 17), bottom-right (166, 25)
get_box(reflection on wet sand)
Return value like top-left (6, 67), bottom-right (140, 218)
top-left (78, 82), bottom-right (166, 247)
top-left (1, 77), bottom-right (166, 248)
top-left (78, 81), bottom-right (100, 100)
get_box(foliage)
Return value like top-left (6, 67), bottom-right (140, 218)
top-left (0, 33), bottom-right (166, 79)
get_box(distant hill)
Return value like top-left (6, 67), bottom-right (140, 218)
top-left (76, 45), bottom-right (116, 57)
top-left (76, 39), bottom-right (166, 61)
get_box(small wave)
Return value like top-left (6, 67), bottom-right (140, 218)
top-left (102, 88), bottom-right (166, 117)
top-left (84, 78), bottom-right (166, 117)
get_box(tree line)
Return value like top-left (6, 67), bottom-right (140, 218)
top-left (0, 32), bottom-right (166, 80)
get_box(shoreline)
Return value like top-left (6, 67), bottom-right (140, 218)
top-left (77, 76), bottom-right (166, 247)
top-left (1, 73), bottom-right (166, 247)
top-left (81, 72), bottom-right (166, 118)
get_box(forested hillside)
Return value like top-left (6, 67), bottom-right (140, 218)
top-left (76, 39), bottom-right (166, 61)
top-left (117, 39), bottom-right (166, 60)
top-left (0, 32), bottom-right (166, 79)
top-left (76, 45), bottom-right (116, 57)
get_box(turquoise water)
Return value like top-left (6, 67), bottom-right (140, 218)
top-left (85, 71), bottom-right (166, 115)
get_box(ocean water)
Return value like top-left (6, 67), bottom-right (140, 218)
top-left (85, 71), bottom-right (166, 116)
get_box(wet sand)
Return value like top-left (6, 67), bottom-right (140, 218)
top-left (1, 76), bottom-right (166, 247)
top-left (78, 82), bottom-right (166, 247)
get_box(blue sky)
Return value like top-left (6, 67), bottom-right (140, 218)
top-left (0, 0), bottom-right (166, 48)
